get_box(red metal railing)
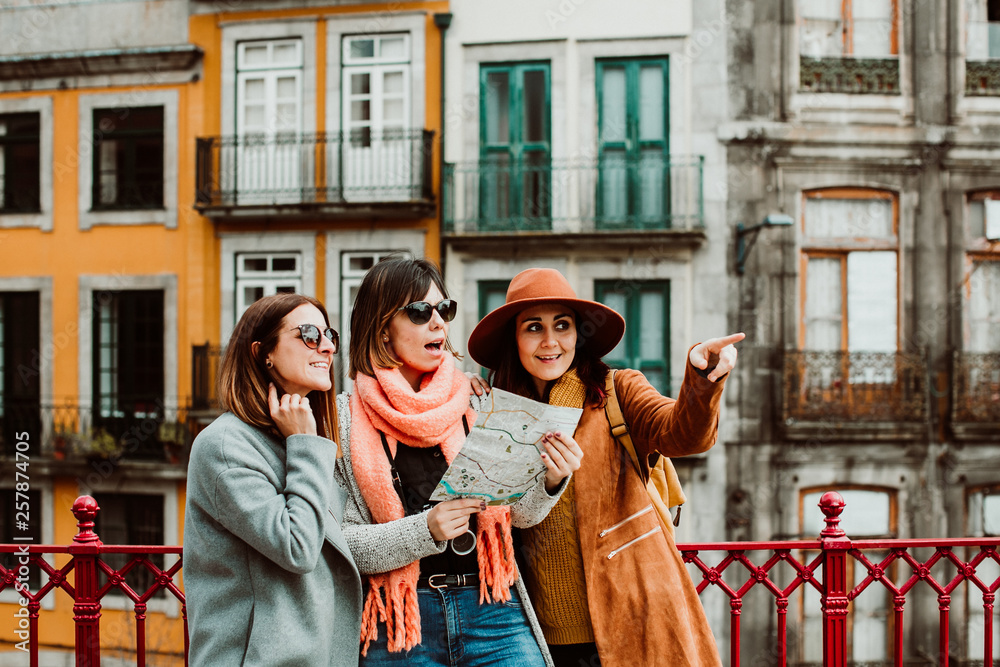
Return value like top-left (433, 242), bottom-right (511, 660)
top-left (1, 492), bottom-right (997, 666)
top-left (0, 496), bottom-right (186, 667)
top-left (680, 491), bottom-right (1000, 666)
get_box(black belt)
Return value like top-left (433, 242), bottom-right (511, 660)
top-left (417, 573), bottom-right (479, 589)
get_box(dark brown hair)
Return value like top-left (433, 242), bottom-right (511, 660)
top-left (349, 254), bottom-right (460, 379)
top-left (219, 293), bottom-right (339, 443)
top-left (487, 311), bottom-right (609, 406)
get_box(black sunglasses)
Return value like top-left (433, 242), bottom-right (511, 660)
top-left (397, 299), bottom-right (458, 325)
top-left (291, 324), bottom-right (339, 352)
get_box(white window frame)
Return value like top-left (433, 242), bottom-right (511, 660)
top-left (235, 251), bottom-right (304, 320)
top-left (325, 13), bottom-right (426, 136)
top-left (220, 233), bottom-right (316, 343)
top-left (220, 22), bottom-right (317, 139)
top-left (0, 97), bottom-right (53, 231)
top-left (236, 39), bottom-right (304, 136)
top-left (0, 277), bottom-right (53, 448)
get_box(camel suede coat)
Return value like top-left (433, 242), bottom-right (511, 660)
top-left (542, 364), bottom-right (725, 667)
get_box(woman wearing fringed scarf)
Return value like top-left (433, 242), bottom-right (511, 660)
top-left (467, 268), bottom-right (744, 667)
top-left (335, 255), bottom-right (579, 666)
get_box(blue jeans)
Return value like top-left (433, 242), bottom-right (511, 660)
top-left (360, 585), bottom-right (546, 667)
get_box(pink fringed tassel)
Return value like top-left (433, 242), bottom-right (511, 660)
top-left (477, 511), bottom-right (516, 604)
top-left (360, 575), bottom-right (422, 656)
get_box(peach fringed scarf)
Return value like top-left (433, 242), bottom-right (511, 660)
top-left (350, 354), bottom-right (517, 655)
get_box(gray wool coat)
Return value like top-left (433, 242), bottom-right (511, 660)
top-left (184, 412), bottom-right (363, 666)
top-left (334, 393), bottom-right (563, 667)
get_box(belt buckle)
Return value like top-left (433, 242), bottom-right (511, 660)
top-left (428, 574), bottom-right (449, 589)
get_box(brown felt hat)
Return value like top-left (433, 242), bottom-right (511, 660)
top-left (468, 268), bottom-right (626, 370)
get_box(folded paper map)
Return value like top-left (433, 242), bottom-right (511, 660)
top-left (429, 388), bottom-right (584, 505)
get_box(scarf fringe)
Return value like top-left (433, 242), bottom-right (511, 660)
top-left (477, 510), bottom-right (517, 604)
top-left (360, 571), bottom-right (422, 656)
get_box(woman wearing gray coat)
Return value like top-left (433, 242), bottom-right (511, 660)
top-left (184, 293), bottom-right (362, 665)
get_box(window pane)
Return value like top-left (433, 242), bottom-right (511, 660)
top-left (383, 99), bottom-right (404, 124)
top-left (243, 257), bottom-right (268, 272)
top-left (351, 101), bottom-right (371, 123)
top-left (601, 67), bottom-right (627, 143)
top-left (271, 256), bottom-right (297, 272)
top-left (243, 44), bottom-right (268, 67)
top-left (522, 70), bottom-right (546, 143)
top-left (601, 291), bottom-right (627, 363)
top-left (485, 72), bottom-right (510, 144)
top-left (985, 494), bottom-right (1000, 535)
top-left (351, 39), bottom-right (375, 59)
top-left (638, 65), bottom-right (665, 142)
top-left (803, 489), bottom-right (890, 536)
top-left (638, 290), bottom-right (665, 359)
top-left (847, 251), bottom-right (896, 352)
top-left (380, 37), bottom-right (405, 59)
top-left (805, 197), bottom-right (893, 238)
top-left (244, 286), bottom-right (264, 304)
top-left (853, 0), bottom-right (893, 58)
top-left (351, 73), bottom-right (370, 96)
top-left (276, 285), bottom-right (296, 294)
top-left (383, 71), bottom-right (404, 95)
top-left (348, 255), bottom-right (374, 272)
top-left (805, 257), bottom-right (842, 351)
top-left (969, 261), bottom-right (1000, 352)
top-left (273, 42), bottom-right (299, 66)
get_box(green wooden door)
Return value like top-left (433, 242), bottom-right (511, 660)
top-left (596, 59), bottom-right (669, 229)
top-left (480, 63), bottom-right (551, 230)
top-left (595, 280), bottom-right (671, 394)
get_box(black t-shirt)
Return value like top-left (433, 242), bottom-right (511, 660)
top-left (389, 440), bottom-right (478, 576)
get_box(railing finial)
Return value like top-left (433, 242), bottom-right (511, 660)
top-left (819, 491), bottom-right (846, 538)
top-left (72, 495), bottom-right (102, 546)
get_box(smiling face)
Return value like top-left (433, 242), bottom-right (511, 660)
top-left (386, 284), bottom-right (451, 391)
top-left (265, 304), bottom-right (335, 397)
top-left (515, 303), bottom-right (578, 397)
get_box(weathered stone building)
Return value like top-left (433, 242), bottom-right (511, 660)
top-left (723, 0), bottom-right (1000, 662)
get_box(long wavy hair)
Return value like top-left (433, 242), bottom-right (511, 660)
top-left (218, 293), bottom-right (339, 443)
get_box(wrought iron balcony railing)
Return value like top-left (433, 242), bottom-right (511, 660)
top-left (0, 402), bottom-right (198, 463)
top-left (952, 351), bottom-right (1000, 425)
top-left (195, 129), bottom-right (434, 215)
top-left (443, 155), bottom-right (704, 234)
top-left (966, 61), bottom-right (1000, 96)
top-left (782, 350), bottom-right (927, 425)
top-left (3, 492), bottom-right (997, 665)
top-left (799, 56), bottom-right (900, 94)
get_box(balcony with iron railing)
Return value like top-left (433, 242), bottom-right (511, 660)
top-left (0, 402), bottom-right (199, 467)
top-left (1, 492), bottom-right (997, 665)
top-left (952, 351), bottom-right (1000, 440)
top-left (782, 350), bottom-right (928, 439)
top-left (966, 21), bottom-right (1000, 96)
top-left (194, 129), bottom-right (435, 220)
top-left (442, 154), bottom-right (705, 242)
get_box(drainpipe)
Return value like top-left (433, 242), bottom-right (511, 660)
top-left (433, 12), bottom-right (453, 272)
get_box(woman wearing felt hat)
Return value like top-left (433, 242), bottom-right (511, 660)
top-left (468, 267), bottom-right (743, 667)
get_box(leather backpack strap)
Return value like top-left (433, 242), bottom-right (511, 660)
top-left (604, 370), bottom-right (648, 484)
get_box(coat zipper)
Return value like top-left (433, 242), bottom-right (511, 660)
top-left (606, 526), bottom-right (661, 560)
top-left (598, 504), bottom-right (654, 538)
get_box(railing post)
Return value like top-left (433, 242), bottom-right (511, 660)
top-left (819, 491), bottom-right (850, 667)
top-left (69, 496), bottom-right (102, 667)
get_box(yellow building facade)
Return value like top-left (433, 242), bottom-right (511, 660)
top-left (0, 0), bottom-right (447, 658)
